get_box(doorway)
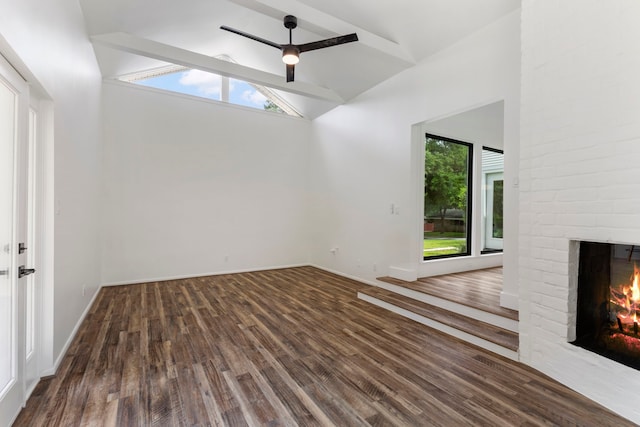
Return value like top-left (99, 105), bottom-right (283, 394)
top-left (0, 52), bottom-right (41, 425)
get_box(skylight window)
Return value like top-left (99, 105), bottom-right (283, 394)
top-left (119, 61), bottom-right (301, 117)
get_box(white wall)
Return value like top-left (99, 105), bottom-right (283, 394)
top-left (0, 0), bottom-right (103, 369)
top-left (520, 1), bottom-right (640, 423)
top-left (423, 101), bottom-right (504, 150)
top-left (101, 82), bottom-right (312, 284)
top-left (309, 11), bottom-right (520, 303)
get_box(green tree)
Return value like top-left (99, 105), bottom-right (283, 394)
top-left (264, 99), bottom-right (284, 113)
top-left (492, 179), bottom-right (504, 238)
top-left (424, 138), bottom-right (469, 233)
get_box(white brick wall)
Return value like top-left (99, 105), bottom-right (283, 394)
top-left (520, 0), bottom-right (640, 422)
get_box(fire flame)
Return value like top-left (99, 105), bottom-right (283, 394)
top-left (633, 266), bottom-right (640, 303)
top-left (611, 263), bottom-right (640, 327)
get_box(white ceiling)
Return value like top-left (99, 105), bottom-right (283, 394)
top-left (80, 0), bottom-right (520, 118)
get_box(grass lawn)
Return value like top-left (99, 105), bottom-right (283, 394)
top-left (424, 231), bottom-right (464, 239)
top-left (423, 236), bottom-right (466, 256)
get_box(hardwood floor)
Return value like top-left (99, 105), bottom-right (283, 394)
top-left (379, 267), bottom-right (518, 321)
top-left (358, 287), bottom-right (519, 352)
top-left (14, 267), bottom-right (634, 426)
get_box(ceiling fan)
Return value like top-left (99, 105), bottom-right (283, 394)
top-left (220, 15), bottom-right (358, 83)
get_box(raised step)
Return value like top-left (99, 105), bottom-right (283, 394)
top-left (358, 286), bottom-right (519, 360)
top-left (372, 277), bottom-right (518, 333)
top-left (378, 273), bottom-right (518, 321)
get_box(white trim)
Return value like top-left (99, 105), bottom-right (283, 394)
top-left (358, 292), bottom-right (518, 361)
top-left (307, 264), bottom-right (517, 332)
top-left (388, 265), bottom-right (418, 282)
top-left (101, 263), bottom-right (309, 287)
top-left (103, 79), bottom-right (308, 122)
top-left (117, 61), bottom-right (303, 118)
top-left (419, 252), bottom-right (503, 277)
top-left (91, 32), bottom-right (343, 103)
top-left (40, 286), bottom-right (101, 377)
top-left (415, 99), bottom-right (507, 276)
top-left (24, 379), bottom-right (38, 402)
top-left (499, 290), bottom-right (518, 311)
top-left (307, 264), bottom-right (382, 288)
top-left (369, 278), bottom-right (518, 332)
top-left (37, 100), bottom-right (54, 377)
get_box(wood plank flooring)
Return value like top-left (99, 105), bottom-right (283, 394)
top-left (359, 287), bottom-right (519, 351)
top-left (378, 267), bottom-right (518, 321)
top-left (14, 266), bottom-right (634, 426)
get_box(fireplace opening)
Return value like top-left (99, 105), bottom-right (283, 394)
top-left (573, 241), bottom-right (640, 370)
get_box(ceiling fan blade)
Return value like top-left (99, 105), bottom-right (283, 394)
top-left (297, 33), bottom-right (359, 53)
top-left (220, 26), bottom-right (282, 50)
top-left (286, 64), bottom-right (295, 82)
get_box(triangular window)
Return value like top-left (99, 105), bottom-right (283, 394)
top-left (118, 59), bottom-right (301, 117)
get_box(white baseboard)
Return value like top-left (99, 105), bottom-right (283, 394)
top-left (101, 263), bottom-right (308, 287)
top-left (307, 264), bottom-right (381, 288)
top-left (41, 286), bottom-right (102, 377)
top-left (500, 290), bottom-right (519, 311)
top-left (388, 265), bottom-right (418, 282)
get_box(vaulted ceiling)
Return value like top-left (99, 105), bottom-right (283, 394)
top-left (80, 0), bottom-right (519, 118)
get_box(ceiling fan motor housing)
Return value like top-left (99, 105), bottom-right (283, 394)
top-left (284, 15), bottom-right (297, 29)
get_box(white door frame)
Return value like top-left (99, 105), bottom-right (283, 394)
top-left (0, 40), bottom-right (53, 425)
top-left (0, 48), bottom-right (29, 426)
top-left (23, 101), bottom-right (41, 399)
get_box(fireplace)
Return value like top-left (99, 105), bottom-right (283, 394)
top-left (573, 241), bottom-right (640, 370)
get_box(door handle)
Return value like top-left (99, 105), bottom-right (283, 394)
top-left (18, 265), bottom-right (35, 278)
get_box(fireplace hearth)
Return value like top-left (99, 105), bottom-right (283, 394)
top-left (573, 241), bottom-right (640, 370)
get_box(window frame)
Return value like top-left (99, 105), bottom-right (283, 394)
top-left (117, 62), bottom-right (302, 117)
top-left (423, 133), bottom-right (474, 261)
top-left (480, 146), bottom-right (504, 255)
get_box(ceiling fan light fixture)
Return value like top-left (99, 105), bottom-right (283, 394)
top-left (282, 46), bottom-right (299, 65)
top-left (220, 15), bottom-right (358, 82)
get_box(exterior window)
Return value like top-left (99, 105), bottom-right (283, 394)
top-left (119, 63), bottom-right (301, 117)
top-left (424, 134), bottom-right (472, 259)
top-left (482, 147), bottom-right (504, 253)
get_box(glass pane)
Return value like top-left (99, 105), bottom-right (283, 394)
top-left (128, 68), bottom-right (293, 115)
top-left (0, 77), bottom-right (16, 392)
top-left (482, 148), bottom-right (504, 252)
top-left (492, 180), bottom-right (504, 238)
top-left (424, 136), bottom-right (471, 259)
top-left (135, 69), bottom-right (223, 101)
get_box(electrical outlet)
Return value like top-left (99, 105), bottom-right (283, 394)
top-left (224, 255), bottom-right (229, 262)
top-left (82, 284), bottom-right (86, 296)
